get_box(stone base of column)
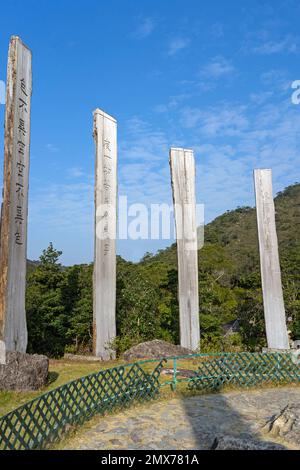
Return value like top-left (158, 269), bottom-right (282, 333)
top-left (0, 351), bottom-right (49, 391)
top-left (262, 347), bottom-right (293, 353)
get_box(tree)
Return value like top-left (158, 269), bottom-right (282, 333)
top-left (26, 243), bottom-right (67, 357)
top-left (64, 264), bottom-right (93, 353)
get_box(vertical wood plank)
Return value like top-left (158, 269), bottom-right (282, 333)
top-left (93, 109), bottom-right (117, 359)
top-left (0, 36), bottom-right (32, 353)
top-left (254, 169), bottom-right (289, 349)
top-left (170, 147), bottom-right (200, 351)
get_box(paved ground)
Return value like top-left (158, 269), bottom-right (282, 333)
top-left (61, 386), bottom-right (300, 450)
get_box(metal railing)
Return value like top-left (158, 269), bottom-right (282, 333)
top-left (163, 352), bottom-right (300, 391)
top-left (0, 352), bottom-right (299, 450)
top-left (0, 359), bottom-right (166, 450)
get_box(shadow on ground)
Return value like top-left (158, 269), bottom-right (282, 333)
top-left (58, 386), bottom-right (300, 450)
top-left (47, 371), bottom-right (59, 385)
top-left (181, 389), bottom-right (288, 449)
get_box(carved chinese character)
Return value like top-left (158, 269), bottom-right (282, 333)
top-left (17, 140), bottom-right (25, 155)
top-left (14, 230), bottom-right (23, 246)
top-left (15, 205), bottom-right (24, 222)
top-left (17, 162), bottom-right (25, 177)
top-left (16, 182), bottom-right (24, 198)
top-left (20, 78), bottom-right (28, 97)
top-left (103, 165), bottom-right (111, 175)
top-left (19, 97), bottom-right (28, 113)
top-left (18, 118), bottom-right (26, 136)
top-left (103, 139), bottom-right (111, 152)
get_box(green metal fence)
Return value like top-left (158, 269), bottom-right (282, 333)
top-left (160, 352), bottom-right (300, 391)
top-left (187, 352), bottom-right (300, 391)
top-left (0, 359), bottom-right (166, 450)
top-left (0, 352), bottom-right (299, 450)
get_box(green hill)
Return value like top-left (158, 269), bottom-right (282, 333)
top-left (135, 183), bottom-right (300, 351)
top-left (148, 182), bottom-right (300, 276)
top-left (25, 183), bottom-right (300, 357)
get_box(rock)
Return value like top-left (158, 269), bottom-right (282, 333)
top-left (122, 340), bottom-right (194, 361)
top-left (262, 404), bottom-right (300, 446)
top-left (64, 353), bottom-right (103, 362)
top-left (161, 368), bottom-right (196, 378)
top-left (0, 351), bottom-right (49, 391)
top-left (211, 435), bottom-right (286, 450)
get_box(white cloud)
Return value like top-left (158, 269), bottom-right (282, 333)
top-left (133, 17), bottom-right (155, 39)
top-left (118, 96), bottom-right (299, 238)
top-left (27, 93), bottom-right (300, 263)
top-left (244, 30), bottom-right (300, 55)
top-left (192, 102), bottom-right (300, 222)
top-left (210, 23), bottom-right (224, 39)
top-left (45, 143), bottom-right (60, 153)
top-left (67, 167), bottom-right (91, 179)
top-left (28, 181), bottom-right (94, 264)
top-left (180, 104), bottom-right (249, 136)
top-left (153, 94), bottom-right (189, 113)
top-left (260, 69), bottom-right (291, 93)
top-left (167, 37), bottom-right (190, 56)
top-left (249, 91), bottom-right (274, 105)
top-left (199, 56), bottom-right (235, 79)
top-left (253, 36), bottom-right (299, 54)
top-left (29, 181), bottom-right (93, 230)
top-left (118, 118), bottom-right (172, 205)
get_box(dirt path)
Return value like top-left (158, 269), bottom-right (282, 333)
top-left (60, 386), bottom-right (300, 450)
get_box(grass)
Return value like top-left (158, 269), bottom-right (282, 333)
top-left (1, 353), bottom-right (299, 416)
top-left (0, 357), bottom-right (126, 416)
top-left (0, 355), bottom-right (209, 416)
top-left (1, 354), bottom-right (300, 450)
top-left (0, 355), bottom-right (193, 416)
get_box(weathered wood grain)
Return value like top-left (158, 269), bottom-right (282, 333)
top-left (254, 169), bottom-right (289, 349)
top-left (170, 147), bottom-right (200, 351)
top-left (0, 36), bottom-right (32, 353)
top-left (93, 108), bottom-right (117, 359)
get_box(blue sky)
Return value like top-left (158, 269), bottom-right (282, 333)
top-left (0, 0), bottom-right (299, 264)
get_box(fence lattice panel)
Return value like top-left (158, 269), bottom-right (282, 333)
top-left (0, 359), bottom-right (165, 450)
top-left (1, 353), bottom-right (300, 450)
top-left (188, 353), bottom-right (300, 391)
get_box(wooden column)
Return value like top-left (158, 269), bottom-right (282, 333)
top-left (170, 147), bottom-right (200, 351)
top-left (254, 169), bottom-right (289, 349)
top-left (93, 109), bottom-right (117, 359)
top-left (0, 36), bottom-right (32, 354)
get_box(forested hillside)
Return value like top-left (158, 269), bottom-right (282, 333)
top-left (26, 183), bottom-right (300, 357)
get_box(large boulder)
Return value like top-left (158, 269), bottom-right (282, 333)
top-left (262, 404), bottom-right (300, 446)
top-left (123, 340), bottom-right (194, 361)
top-left (0, 351), bottom-right (49, 391)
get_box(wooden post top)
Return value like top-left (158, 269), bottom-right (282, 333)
top-left (10, 35), bottom-right (32, 52)
top-left (93, 108), bottom-right (117, 123)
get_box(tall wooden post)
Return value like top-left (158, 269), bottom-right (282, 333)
top-left (0, 36), bottom-right (32, 355)
top-left (254, 169), bottom-right (289, 349)
top-left (93, 109), bottom-right (117, 359)
top-left (170, 147), bottom-right (200, 351)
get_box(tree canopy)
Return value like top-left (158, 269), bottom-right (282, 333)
top-left (26, 183), bottom-right (300, 357)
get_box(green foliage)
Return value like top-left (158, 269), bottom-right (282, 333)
top-left (201, 332), bottom-right (243, 353)
top-left (26, 243), bottom-right (67, 357)
top-left (63, 264), bottom-right (93, 353)
top-left (25, 183), bottom-right (300, 357)
top-left (238, 289), bottom-right (267, 351)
